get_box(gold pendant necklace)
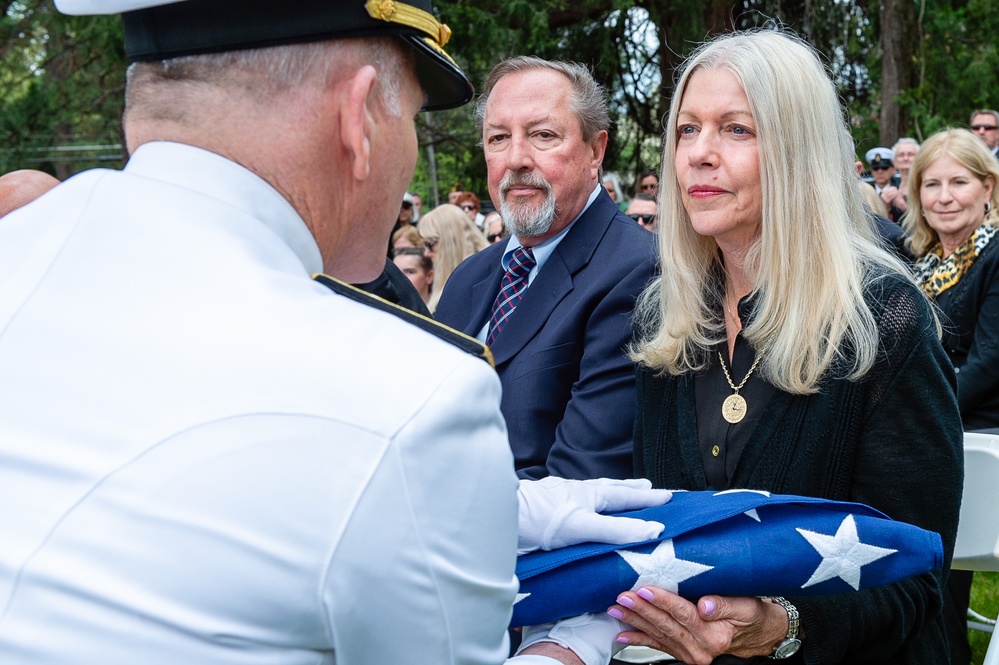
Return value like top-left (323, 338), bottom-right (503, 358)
top-left (717, 351), bottom-right (763, 424)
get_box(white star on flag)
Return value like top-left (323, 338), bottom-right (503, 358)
top-left (617, 539), bottom-right (714, 593)
top-left (797, 514), bottom-right (897, 590)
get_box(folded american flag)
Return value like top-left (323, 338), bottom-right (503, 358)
top-left (511, 489), bottom-right (943, 627)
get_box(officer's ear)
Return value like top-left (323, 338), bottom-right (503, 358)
top-left (339, 64), bottom-right (377, 182)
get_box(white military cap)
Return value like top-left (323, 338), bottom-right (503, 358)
top-left (865, 147), bottom-right (895, 168)
top-left (53, 0), bottom-right (473, 112)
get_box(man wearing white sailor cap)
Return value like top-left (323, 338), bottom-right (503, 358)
top-left (865, 147), bottom-right (899, 192)
top-left (0, 2), bottom-right (671, 663)
top-left (865, 146), bottom-right (904, 222)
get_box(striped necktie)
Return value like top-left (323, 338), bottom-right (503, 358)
top-left (487, 246), bottom-right (536, 345)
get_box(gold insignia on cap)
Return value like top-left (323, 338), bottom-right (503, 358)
top-left (874, 153), bottom-right (882, 161)
top-left (437, 22), bottom-right (451, 46)
top-left (365, 0), bottom-right (451, 47)
top-left (377, 0), bottom-right (396, 19)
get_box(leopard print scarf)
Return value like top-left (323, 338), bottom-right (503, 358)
top-left (914, 223), bottom-right (998, 298)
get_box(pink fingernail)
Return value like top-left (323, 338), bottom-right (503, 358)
top-left (637, 587), bottom-right (654, 601)
top-left (703, 599), bottom-right (716, 615)
top-left (608, 608), bottom-right (625, 619)
top-left (617, 595), bottom-right (635, 608)
top-left (616, 636), bottom-right (630, 644)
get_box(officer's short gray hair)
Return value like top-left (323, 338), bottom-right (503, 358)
top-left (126, 37), bottom-right (409, 122)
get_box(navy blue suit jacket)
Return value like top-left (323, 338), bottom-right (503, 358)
top-left (434, 191), bottom-right (658, 480)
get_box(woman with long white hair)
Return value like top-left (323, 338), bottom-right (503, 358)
top-left (612, 30), bottom-right (963, 664)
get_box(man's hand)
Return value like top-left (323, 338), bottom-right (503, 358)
top-left (509, 642), bottom-right (585, 665)
top-left (517, 477), bottom-right (672, 555)
top-left (879, 185), bottom-right (907, 211)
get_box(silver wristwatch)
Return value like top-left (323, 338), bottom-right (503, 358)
top-left (767, 596), bottom-right (801, 659)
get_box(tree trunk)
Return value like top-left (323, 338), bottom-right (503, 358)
top-left (879, 0), bottom-right (915, 144)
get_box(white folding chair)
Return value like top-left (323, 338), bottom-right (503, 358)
top-left (953, 432), bottom-right (999, 665)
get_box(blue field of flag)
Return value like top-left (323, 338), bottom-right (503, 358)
top-left (512, 489), bottom-right (943, 627)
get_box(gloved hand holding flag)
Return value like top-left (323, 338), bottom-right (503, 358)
top-left (512, 489), bottom-right (943, 628)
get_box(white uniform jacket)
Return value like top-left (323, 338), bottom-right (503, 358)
top-left (0, 142), bottom-right (519, 664)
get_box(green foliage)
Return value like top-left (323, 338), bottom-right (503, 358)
top-left (3, 0), bottom-right (999, 194)
top-left (893, 0), bottom-right (999, 143)
top-left (0, 3), bottom-right (126, 177)
top-left (425, 0), bottom-right (888, 197)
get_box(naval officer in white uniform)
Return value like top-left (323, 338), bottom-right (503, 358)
top-left (0, 1), bottom-right (671, 664)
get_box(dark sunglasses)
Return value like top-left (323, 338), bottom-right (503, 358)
top-left (459, 204), bottom-right (477, 211)
top-left (640, 183), bottom-right (657, 191)
top-left (972, 124), bottom-right (999, 131)
top-left (628, 213), bottom-right (654, 224)
top-left (487, 233), bottom-right (502, 242)
top-left (870, 165), bottom-right (892, 171)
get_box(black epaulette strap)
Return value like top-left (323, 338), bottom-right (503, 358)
top-left (313, 273), bottom-right (495, 368)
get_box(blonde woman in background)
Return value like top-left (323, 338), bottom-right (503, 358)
top-left (419, 204), bottom-right (488, 312)
top-left (392, 224), bottom-right (423, 251)
top-left (904, 125), bottom-right (999, 665)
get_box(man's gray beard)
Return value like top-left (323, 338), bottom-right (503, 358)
top-left (499, 188), bottom-right (557, 239)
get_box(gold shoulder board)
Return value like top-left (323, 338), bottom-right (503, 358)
top-left (313, 273), bottom-right (495, 368)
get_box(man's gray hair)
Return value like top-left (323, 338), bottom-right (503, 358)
top-left (474, 56), bottom-right (609, 141)
top-left (892, 136), bottom-right (920, 152)
top-left (970, 109), bottom-right (999, 126)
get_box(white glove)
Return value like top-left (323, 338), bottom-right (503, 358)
top-left (517, 477), bottom-right (672, 555)
top-left (515, 613), bottom-right (629, 665)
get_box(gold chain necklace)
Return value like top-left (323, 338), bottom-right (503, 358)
top-left (717, 351), bottom-right (763, 424)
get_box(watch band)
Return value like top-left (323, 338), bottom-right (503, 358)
top-left (766, 596), bottom-right (801, 660)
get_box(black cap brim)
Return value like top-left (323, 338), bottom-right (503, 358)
top-left (121, 0), bottom-right (473, 111)
top-left (402, 34), bottom-right (473, 111)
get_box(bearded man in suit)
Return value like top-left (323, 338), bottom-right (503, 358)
top-left (435, 56), bottom-right (658, 481)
